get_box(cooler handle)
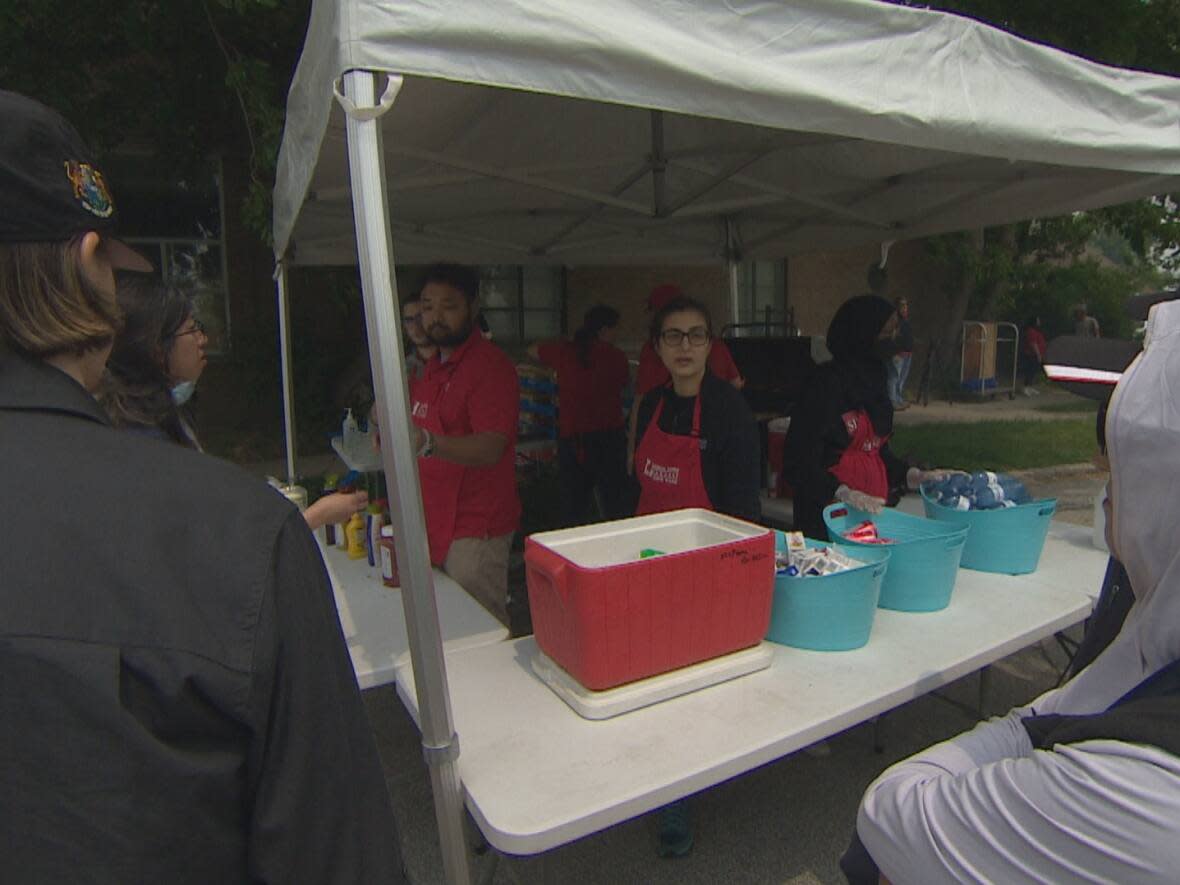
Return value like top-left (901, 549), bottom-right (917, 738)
top-left (1038, 503), bottom-right (1057, 517)
top-left (870, 562), bottom-right (887, 579)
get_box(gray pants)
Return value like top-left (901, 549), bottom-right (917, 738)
top-left (443, 533), bottom-right (513, 627)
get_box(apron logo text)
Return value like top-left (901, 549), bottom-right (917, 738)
top-left (643, 458), bottom-right (680, 485)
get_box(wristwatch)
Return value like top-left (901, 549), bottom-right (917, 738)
top-left (417, 428), bottom-right (436, 458)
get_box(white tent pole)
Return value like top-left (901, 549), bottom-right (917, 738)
top-left (274, 261), bottom-right (298, 486)
top-left (725, 218), bottom-right (741, 328)
top-left (341, 69), bottom-right (472, 885)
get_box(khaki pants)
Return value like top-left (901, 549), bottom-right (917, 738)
top-left (443, 533), bottom-right (513, 627)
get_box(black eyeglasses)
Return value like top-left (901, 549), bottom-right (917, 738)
top-left (659, 326), bottom-right (710, 348)
top-left (173, 319), bottom-right (206, 339)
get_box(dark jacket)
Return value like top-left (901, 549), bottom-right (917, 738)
top-left (784, 295), bottom-right (909, 539)
top-left (633, 370), bottom-right (762, 522)
top-left (0, 351), bottom-right (403, 884)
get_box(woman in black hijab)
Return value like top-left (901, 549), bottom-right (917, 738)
top-left (784, 294), bottom-right (935, 539)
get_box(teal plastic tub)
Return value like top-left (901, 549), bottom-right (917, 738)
top-left (767, 534), bottom-right (891, 651)
top-left (823, 504), bottom-right (968, 612)
top-left (921, 488), bottom-right (1057, 575)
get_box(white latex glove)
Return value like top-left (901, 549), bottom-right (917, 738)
top-left (835, 483), bottom-right (885, 514)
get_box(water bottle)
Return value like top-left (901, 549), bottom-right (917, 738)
top-left (342, 408), bottom-right (360, 462)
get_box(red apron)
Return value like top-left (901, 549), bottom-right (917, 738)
top-left (411, 370), bottom-right (465, 565)
top-left (635, 394), bottom-right (713, 515)
top-left (829, 408), bottom-right (889, 500)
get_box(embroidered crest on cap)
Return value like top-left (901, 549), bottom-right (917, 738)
top-left (63, 160), bottom-right (115, 218)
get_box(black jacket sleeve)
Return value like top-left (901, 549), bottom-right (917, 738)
top-left (246, 513), bottom-right (405, 885)
top-left (783, 368), bottom-right (846, 508)
top-left (714, 386), bottom-right (763, 523)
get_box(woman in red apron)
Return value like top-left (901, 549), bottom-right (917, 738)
top-left (630, 294), bottom-right (762, 859)
top-left (632, 296), bottom-right (761, 521)
top-left (783, 292), bottom-right (944, 540)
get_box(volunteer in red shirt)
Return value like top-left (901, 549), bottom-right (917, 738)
top-left (529, 304), bottom-right (631, 525)
top-left (634, 283), bottom-right (744, 396)
top-left (629, 283), bottom-right (744, 474)
top-left (410, 263), bottom-right (520, 626)
top-left (630, 293), bottom-right (761, 858)
top-left (632, 295), bottom-right (761, 521)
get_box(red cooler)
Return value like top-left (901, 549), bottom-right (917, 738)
top-left (524, 509), bottom-right (775, 691)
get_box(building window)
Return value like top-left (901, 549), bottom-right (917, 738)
top-left (107, 156), bottom-right (231, 353)
top-left (734, 260), bottom-right (786, 335)
top-left (479, 266), bottom-right (563, 343)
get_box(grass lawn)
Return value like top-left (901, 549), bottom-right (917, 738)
top-left (891, 419), bottom-right (1096, 472)
top-left (1033, 399), bottom-right (1100, 414)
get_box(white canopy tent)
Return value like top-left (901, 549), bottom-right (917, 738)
top-left (272, 1), bottom-right (1180, 879)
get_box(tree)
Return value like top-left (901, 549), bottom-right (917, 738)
top-left (887, 0), bottom-right (1180, 379)
top-left (0, 0), bottom-right (309, 240)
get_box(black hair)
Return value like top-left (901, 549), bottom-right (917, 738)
top-left (420, 263), bottom-right (480, 301)
top-left (99, 275), bottom-right (195, 447)
top-left (867, 262), bottom-right (887, 295)
top-left (649, 295), bottom-right (712, 346)
top-left (574, 304), bottom-right (619, 367)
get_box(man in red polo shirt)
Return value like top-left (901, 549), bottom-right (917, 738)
top-left (410, 263), bottom-right (520, 625)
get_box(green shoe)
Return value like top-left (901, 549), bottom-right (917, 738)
top-left (657, 800), bottom-right (693, 858)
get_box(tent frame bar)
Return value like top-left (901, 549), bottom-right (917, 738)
top-left (341, 69), bottom-right (472, 885)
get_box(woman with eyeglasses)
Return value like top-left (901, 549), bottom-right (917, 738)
top-left (632, 295), bottom-right (761, 523)
top-left (101, 277), bottom-right (366, 531)
top-left (631, 294), bottom-right (761, 858)
top-left (101, 276), bottom-right (209, 450)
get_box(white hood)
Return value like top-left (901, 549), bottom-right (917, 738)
top-left (1041, 300), bottom-right (1180, 714)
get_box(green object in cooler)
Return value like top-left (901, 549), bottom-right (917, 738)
top-left (823, 504), bottom-right (968, 612)
top-left (767, 535), bottom-right (890, 651)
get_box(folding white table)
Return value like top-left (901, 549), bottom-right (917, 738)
top-left (319, 541), bottom-right (508, 689)
top-left (395, 530), bottom-right (1101, 855)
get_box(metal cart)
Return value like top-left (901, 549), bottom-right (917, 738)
top-left (960, 320), bottom-right (1018, 400)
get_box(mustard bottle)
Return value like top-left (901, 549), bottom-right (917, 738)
top-left (345, 511), bottom-right (367, 559)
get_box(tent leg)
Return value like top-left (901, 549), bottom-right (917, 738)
top-left (275, 262), bottom-right (298, 486)
top-left (342, 69), bottom-right (472, 885)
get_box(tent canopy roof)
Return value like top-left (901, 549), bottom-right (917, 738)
top-left (274, 0), bottom-right (1180, 267)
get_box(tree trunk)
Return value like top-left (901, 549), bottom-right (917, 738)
top-left (933, 228), bottom-right (984, 379)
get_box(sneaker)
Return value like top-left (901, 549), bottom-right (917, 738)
top-left (803, 740), bottom-right (832, 757)
top-left (657, 800), bottom-right (693, 858)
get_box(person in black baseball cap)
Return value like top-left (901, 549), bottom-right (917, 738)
top-left (0, 89), bottom-right (152, 391)
top-left (0, 94), bottom-right (406, 883)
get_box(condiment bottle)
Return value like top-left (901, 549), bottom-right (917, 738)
top-left (321, 473), bottom-right (339, 547)
top-left (379, 525), bottom-right (399, 588)
top-left (345, 511), bottom-right (367, 559)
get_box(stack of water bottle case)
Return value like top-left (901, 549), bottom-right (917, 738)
top-left (523, 471), bottom-right (1056, 695)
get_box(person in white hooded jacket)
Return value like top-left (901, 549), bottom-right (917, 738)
top-left (847, 299), bottom-right (1180, 885)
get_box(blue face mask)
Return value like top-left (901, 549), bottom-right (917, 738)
top-left (170, 380), bottom-right (197, 406)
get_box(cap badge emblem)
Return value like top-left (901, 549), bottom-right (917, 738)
top-left (64, 160), bottom-right (115, 218)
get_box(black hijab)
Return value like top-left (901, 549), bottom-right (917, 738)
top-left (825, 294), bottom-right (896, 435)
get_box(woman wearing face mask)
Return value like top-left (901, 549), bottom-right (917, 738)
top-left (783, 293), bottom-right (944, 540)
top-left (101, 277), bottom-right (365, 530)
top-left (101, 277), bottom-right (208, 450)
